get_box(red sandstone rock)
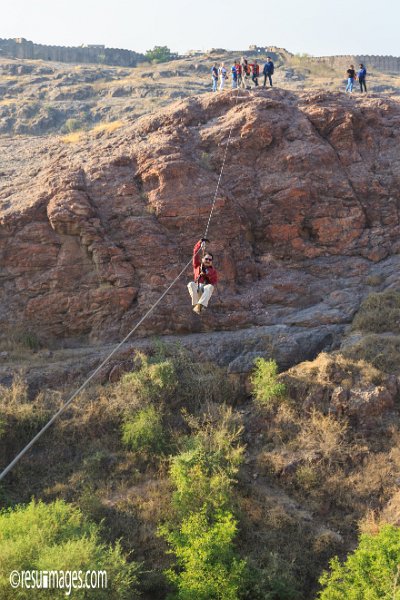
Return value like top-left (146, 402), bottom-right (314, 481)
top-left (2, 89), bottom-right (400, 345)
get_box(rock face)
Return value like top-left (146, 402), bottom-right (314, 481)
top-left (2, 89), bottom-right (400, 366)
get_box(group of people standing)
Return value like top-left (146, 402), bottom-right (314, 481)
top-left (211, 57), bottom-right (275, 91)
top-left (346, 63), bottom-right (367, 93)
top-left (211, 58), bottom-right (369, 95)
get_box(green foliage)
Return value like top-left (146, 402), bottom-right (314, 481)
top-left (250, 358), bottom-right (286, 407)
top-left (169, 408), bottom-right (244, 517)
top-left (162, 509), bottom-right (247, 600)
top-left (122, 404), bottom-right (165, 454)
top-left (241, 559), bottom-right (300, 600)
top-left (145, 45), bottom-right (177, 63)
top-left (0, 499), bottom-right (139, 599)
top-left (318, 524), bottom-right (400, 599)
top-left (119, 351), bottom-right (177, 407)
top-left (160, 407), bottom-right (247, 599)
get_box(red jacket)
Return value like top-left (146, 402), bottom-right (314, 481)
top-left (250, 63), bottom-right (260, 76)
top-left (192, 240), bottom-right (218, 285)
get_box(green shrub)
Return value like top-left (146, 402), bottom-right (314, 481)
top-left (250, 358), bottom-right (286, 407)
top-left (145, 46), bottom-right (177, 63)
top-left (161, 508), bottom-right (247, 600)
top-left (118, 351), bottom-right (177, 407)
top-left (169, 408), bottom-right (244, 517)
top-left (318, 524), bottom-right (400, 599)
top-left (122, 404), bottom-right (165, 453)
top-left (0, 499), bottom-right (139, 599)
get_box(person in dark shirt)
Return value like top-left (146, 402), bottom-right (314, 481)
top-left (211, 64), bottom-right (218, 92)
top-left (240, 57), bottom-right (250, 89)
top-left (346, 64), bottom-right (356, 93)
top-left (358, 63), bottom-right (367, 92)
top-left (263, 57), bottom-right (275, 87)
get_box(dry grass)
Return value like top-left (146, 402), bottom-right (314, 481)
top-left (0, 98), bottom-right (16, 106)
top-left (294, 408), bottom-right (350, 467)
top-left (351, 290), bottom-right (400, 334)
top-left (342, 333), bottom-right (400, 374)
top-left (61, 130), bottom-right (84, 144)
top-left (285, 351), bottom-right (384, 390)
top-left (90, 120), bottom-right (125, 134)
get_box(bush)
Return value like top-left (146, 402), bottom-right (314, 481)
top-left (318, 524), bottom-right (400, 599)
top-left (145, 46), bottom-right (177, 63)
top-left (0, 499), bottom-right (139, 599)
top-left (161, 509), bottom-right (247, 600)
top-left (250, 358), bottom-right (286, 407)
top-left (64, 118), bottom-right (82, 133)
top-left (160, 406), bottom-right (247, 599)
top-left (122, 404), bottom-right (165, 454)
top-left (169, 407), bottom-right (244, 517)
top-left (117, 351), bottom-right (177, 408)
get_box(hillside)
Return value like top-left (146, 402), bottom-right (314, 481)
top-left (1, 49), bottom-right (400, 136)
top-left (1, 55), bottom-right (400, 600)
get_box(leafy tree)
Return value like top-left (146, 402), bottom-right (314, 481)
top-left (160, 409), bottom-right (247, 599)
top-left (250, 358), bottom-right (286, 407)
top-left (318, 524), bottom-right (400, 599)
top-left (161, 509), bottom-right (246, 600)
top-left (0, 499), bottom-right (139, 599)
top-left (145, 46), bottom-right (177, 63)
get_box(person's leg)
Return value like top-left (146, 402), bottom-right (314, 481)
top-left (268, 74), bottom-right (273, 87)
top-left (362, 79), bottom-right (367, 92)
top-left (346, 78), bottom-right (351, 92)
top-left (349, 78), bottom-right (354, 92)
top-left (263, 74), bottom-right (267, 87)
top-left (198, 284), bottom-right (214, 307)
top-left (212, 78), bottom-right (217, 92)
top-left (187, 282), bottom-right (200, 306)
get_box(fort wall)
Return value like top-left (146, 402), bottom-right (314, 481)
top-left (0, 38), bottom-right (145, 67)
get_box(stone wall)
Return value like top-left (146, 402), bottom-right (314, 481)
top-left (310, 54), bottom-right (400, 73)
top-left (0, 38), bottom-right (145, 67)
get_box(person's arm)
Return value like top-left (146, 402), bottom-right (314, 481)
top-left (193, 240), bottom-right (202, 269)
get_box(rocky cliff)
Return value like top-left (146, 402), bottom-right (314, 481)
top-left (2, 88), bottom-right (400, 370)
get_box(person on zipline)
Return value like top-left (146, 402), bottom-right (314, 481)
top-left (187, 239), bottom-right (218, 314)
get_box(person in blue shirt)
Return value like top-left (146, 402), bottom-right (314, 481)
top-left (231, 64), bottom-right (238, 88)
top-left (211, 64), bottom-right (218, 92)
top-left (346, 65), bottom-right (356, 93)
top-left (358, 63), bottom-right (367, 93)
top-left (263, 57), bottom-right (275, 87)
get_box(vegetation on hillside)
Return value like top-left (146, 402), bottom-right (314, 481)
top-left (1, 338), bottom-right (400, 599)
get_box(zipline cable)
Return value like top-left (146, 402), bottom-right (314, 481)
top-left (0, 85), bottom-right (242, 482)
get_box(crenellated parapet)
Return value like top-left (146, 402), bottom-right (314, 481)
top-left (0, 37), bottom-right (145, 67)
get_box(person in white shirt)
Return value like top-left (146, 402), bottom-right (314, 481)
top-left (218, 63), bottom-right (227, 90)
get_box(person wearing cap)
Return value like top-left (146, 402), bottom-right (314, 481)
top-left (187, 239), bottom-right (218, 314)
